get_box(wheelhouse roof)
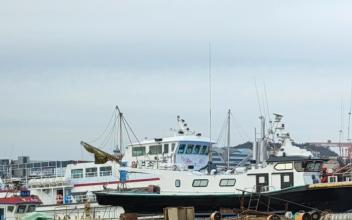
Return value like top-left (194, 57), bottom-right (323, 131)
top-left (267, 156), bottom-right (325, 163)
top-left (0, 196), bottom-right (41, 205)
top-left (128, 135), bottom-right (215, 146)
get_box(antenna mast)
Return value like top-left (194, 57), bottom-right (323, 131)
top-left (227, 109), bottom-right (231, 168)
top-left (347, 84), bottom-right (352, 161)
top-left (208, 41), bottom-right (213, 163)
top-left (348, 84), bottom-right (352, 142)
top-left (339, 101), bottom-right (343, 157)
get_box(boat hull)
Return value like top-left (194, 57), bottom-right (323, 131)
top-left (95, 184), bottom-right (352, 214)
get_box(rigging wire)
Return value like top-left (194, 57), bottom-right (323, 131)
top-left (122, 116), bottom-right (151, 160)
top-left (83, 106), bottom-right (144, 156)
top-left (122, 119), bottom-right (133, 148)
top-left (230, 112), bottom-right (251, 141)
top-left (100, 112), bottom-right (118, 150)
top-left (216, 114), bottom-right (228, 145)
top-left (87, 108), bottom-right (117, 144)
top-left (215, 110), bottom-right (251, 150)
top-left (123, 117), bottom-right (143, 147)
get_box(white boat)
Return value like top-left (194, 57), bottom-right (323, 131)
top-left (0, 184), bottom-right (44, 220)
top-left (27, 114), bottom-right (213, 218)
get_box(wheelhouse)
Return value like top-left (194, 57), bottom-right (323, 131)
top-left (124, 136), bottom-right (213, 170)
top-left (0, 192), bottom-right (41, 220)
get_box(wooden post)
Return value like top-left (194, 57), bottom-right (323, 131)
top-left (240, 191), bottom-right (245, 211)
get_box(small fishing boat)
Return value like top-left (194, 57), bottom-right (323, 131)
top-left (0, 189), bottom-right (42, 219)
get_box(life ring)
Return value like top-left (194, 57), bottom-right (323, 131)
top-left (131, 161), bottom-right (137, 168)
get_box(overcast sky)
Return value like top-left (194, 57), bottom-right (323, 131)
top-left (1, 0), bottom-right (352, 160)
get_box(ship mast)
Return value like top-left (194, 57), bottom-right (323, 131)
top-left (116, 105), bottom-right (123, 155)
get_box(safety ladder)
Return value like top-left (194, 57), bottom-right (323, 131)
top-left (247, 187), bottom-right (261, 211)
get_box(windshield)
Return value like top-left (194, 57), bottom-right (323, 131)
top-left (177, 143), bottom-right (208, 155)
top-left (294, 161), bottom-right (322, 172)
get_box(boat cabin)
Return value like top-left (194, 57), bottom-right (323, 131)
top-left (144, 156), bottom-right (325, 195)
top-left (0, 190), bottom-right (41, 220)
top-left (124, 135), bottom-right (212, 170)
top-left (121, 116), bottom-right (212, 171)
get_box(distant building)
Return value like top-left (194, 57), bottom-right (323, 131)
top-left (228, 148), bottom-right (252, 167)
top-left (211, 150), bottom-right (226, 167)
top-left (0, 159), bottom-right (10, 178)
top-left (0, 156), bottom-right (89, 179)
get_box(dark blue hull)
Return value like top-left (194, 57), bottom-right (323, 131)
top-left (95, 185), bottom-right (352, 214)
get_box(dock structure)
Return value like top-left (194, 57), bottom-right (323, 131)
top-left (34, 205), bottom-right (352, 220)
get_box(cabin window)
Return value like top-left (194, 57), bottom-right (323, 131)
top-left (171, 143), bottom-right (176, 151)
top-left (17, 205), bottom-right (27, 214)
top-left (164, 144), bottom-right (169, 154)
top-left (71, 169), bottom-right (83, 179)
top-left (274, 163), bottom-right (293, 171)
top-left (294, 162), bottom-right (304, 172)
top-left (186, 144), bottom-right (194, 154)
top-left (259, 176), bottom-right (266, 184)
top-left (175, 179), bottom-right (181, 187)
top-left (219, 179), bottom-right (236, 187)
top-left (192, 179), bottom-right (209, 187)
top-left (306, 162), bottom-right (315, 171)
top-left (200, 145), bottom-right (208, 154)
top-left (149, 145), bottom-right (162, 155)
top-left (100, 166), bottom-right (112, 176)
top-left (132, 146), bottom-right (146, 157)
top-left (294, 161), bottom-right (322, 172)
top-left (314, 162), bottom-right (321, 171)
top-left (27, 205), bottom-right (36, 213)
top-left (85, 167), bottom-right (97, 177)
top-left (178, 144), bottom-right (186, 154)
top-left (283, 175), bottom-right (291, 183)
top-left (193, 145), bottom-right (201, 154)
top-left (302, 161), bottom-right (322, 172)
top-left (7, 206), bottom-right (14, 212)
